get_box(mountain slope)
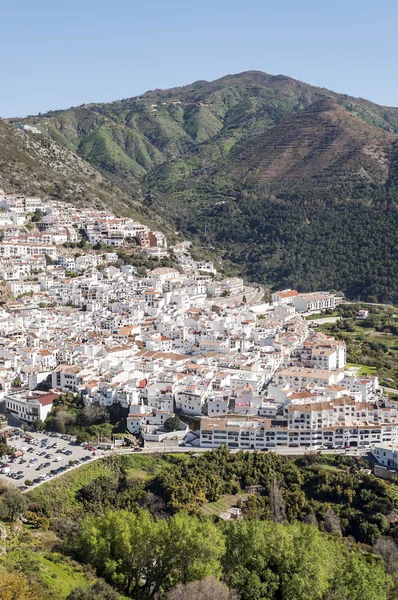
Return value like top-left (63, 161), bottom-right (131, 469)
top-left (228, 99), bottom-right (393, 185)
top-left (13, 70), bottom-right (398, 195)
top-left (0, 120), bottom-right (153, 223)
top-left (6, 71), bottom-right (398, 302)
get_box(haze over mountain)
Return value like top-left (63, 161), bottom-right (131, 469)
top-left (5, 70), bottom-right (398, 301)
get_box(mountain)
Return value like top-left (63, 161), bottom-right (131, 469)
top-left (6, 71), bottom-right (398, 302)
top-left (0, 120), bottom-right (155, 223)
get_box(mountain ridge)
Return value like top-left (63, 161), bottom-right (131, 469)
top-left (4, 70), bottom-right (398, 301)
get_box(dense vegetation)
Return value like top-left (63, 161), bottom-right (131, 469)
top-left (2, 449), bottom-right (398, 598)
top-left (318, 304), bottom-right (398, 388)
top-left (176, 199), bottom-right (398, 302)
top-left (41, 392), bottom-right (119, 442)
top-left (24, 449), bottom-right (398, 546)
top-left (72, 509), bottom-right (392, 600)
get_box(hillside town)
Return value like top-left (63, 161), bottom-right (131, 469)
top-left (0, 189), bottom-right (395, 464)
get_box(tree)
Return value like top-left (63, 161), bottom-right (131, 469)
top-left (35, 374), bottom-right (52, 392)
top-left (31, 419), bottom-right (44, 432)
top-left (329, 550), bottom-right (393, 600)
top-left (269, 478), bottom-right (286, 523)
top-left (31, 208), bottom-right (44, 223)
top-left (167, 576), bottom-right (237, 600)
top-left (45, 254), bottom-right (56, 266)
top-left (222, 519), bottom-right (335, 600)
top-left (222, 519), bottom-right (393, 600)
top-left (0, 442), bottom-right (11, 457)
top-left (74, 509), bottom-right (225, 599)
top-left (0, 489), bottom-right (28, 521)
top-left (83, 404), bottom-right (108, 424)
top-left (164, 415), bottom-right (180, 432)
top-left (66, 581), bottom-right (120, 600)
top-left (12, 377), bottom-right (21, 388)
top-left (373, 538), bottom-right (398, 576)
top-left (324, 508), bottom-right (341, 535)
top-left (75, 431), bottom-right (91, 444)
top-left (0, 573), bottom-right (45, 600)
top-left (357, 521), bottom-right (383, 545)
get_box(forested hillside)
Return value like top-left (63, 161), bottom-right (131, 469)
top-left (7, 70), bottom-right (398, 300)
top-left (2, 450), bottom-right (398, 599)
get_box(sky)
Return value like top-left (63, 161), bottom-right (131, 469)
top-left (1, 0), bottom-right (398, 117)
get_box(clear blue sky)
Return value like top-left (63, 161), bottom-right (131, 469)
top-left (2, 0), bottom-right (397, 117)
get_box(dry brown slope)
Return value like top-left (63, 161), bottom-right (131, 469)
top-left (229, 99), bottom-right (395, 186)
top-left (0, 121), bottom-right (152, 223)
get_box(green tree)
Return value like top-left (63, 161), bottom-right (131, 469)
top-left (0, 489), bottom-right (28, 521)
top-left (31, 419), bottom-right (44, 431)
top-left (221, 519), bottom-right (392, 600)
top-left (31, 208), bottom-right (44, 222)
top-left (74, 509), bottom-right (225, 599)
top-left (329, 551), bottom-right (393, 600)
top-left (0, 441), bottom-right (11, 457)
top-left (164, 415), bottom-right (180, 432)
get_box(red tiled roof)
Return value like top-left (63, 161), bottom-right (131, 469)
top-left (35, 392), bottom-right (58, 406)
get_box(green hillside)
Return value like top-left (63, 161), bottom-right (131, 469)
top-left (7, 70), bottom-right (398, 301)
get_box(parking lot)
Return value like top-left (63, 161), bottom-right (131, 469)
top-left (0, 430), bottom-right (109, 491)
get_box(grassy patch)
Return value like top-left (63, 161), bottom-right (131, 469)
top-left (318, 464), bottom-right (346, 473)
top-left (386, 483), bottom-right (398, 501)
top-left (346, 363), bottom-right (377, 376)
top-left (26, 453), bottom-right (184, 518)
top-left (0, 547), bottom-right (95, 599)
top-left (200, 493), bottom-right (249, 517)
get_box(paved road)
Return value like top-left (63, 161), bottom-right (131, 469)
top-left (307, 316), bottom-right (341, 325)
top-left (342, 300), bottom-right (397, 309)
top-left (381, 386), bottom-right (398, 395)
top-left (213, 285), bottom-right (265, 306)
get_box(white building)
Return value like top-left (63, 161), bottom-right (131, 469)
top-left (5, 391), bottom-right (58, 423)
top-left (291, 292), bottom-right (336, 313)
top-left (372, 443), bottom-right (398, 469)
